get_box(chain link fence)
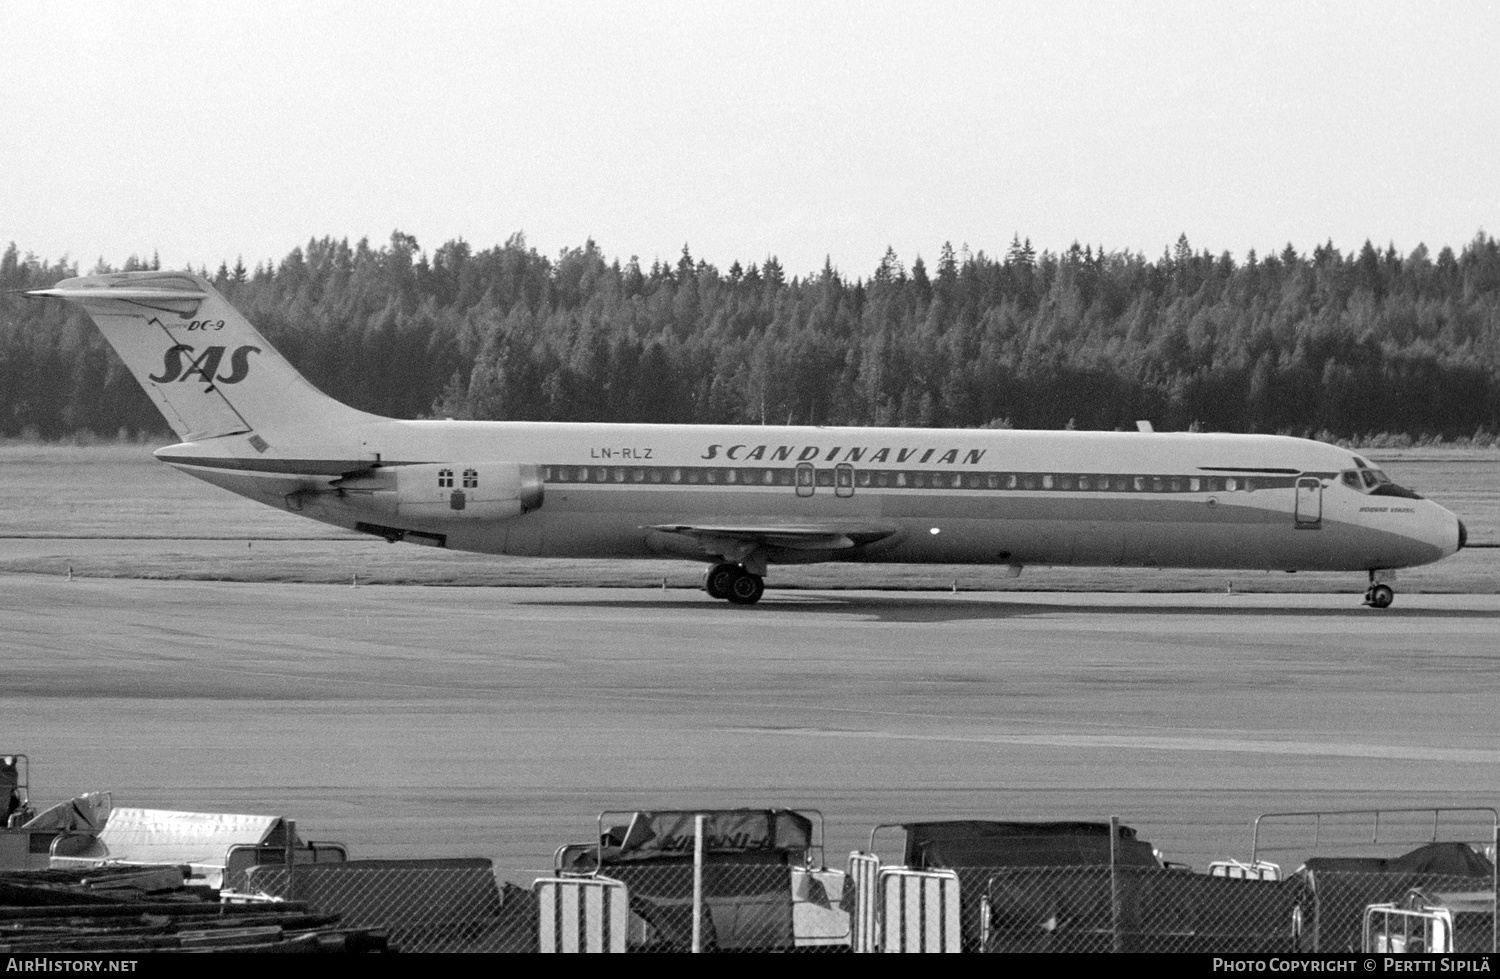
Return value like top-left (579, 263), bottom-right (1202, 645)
top-left (223, 859), bottom-right (1497, 952)
top-left (243, 862), bottom-right (537, 952)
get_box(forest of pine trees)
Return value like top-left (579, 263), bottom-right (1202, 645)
top-left (2, 230), bottom-right (1499, 442)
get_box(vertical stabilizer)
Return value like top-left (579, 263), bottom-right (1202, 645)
top-left (28, 272), bottom-right (377, 441)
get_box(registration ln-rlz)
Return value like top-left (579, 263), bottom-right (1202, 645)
top-left (29, 272), bottom-right (1467, 607)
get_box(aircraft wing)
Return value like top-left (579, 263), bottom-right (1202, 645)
top-left (645, 523), bottom-right (897, 551)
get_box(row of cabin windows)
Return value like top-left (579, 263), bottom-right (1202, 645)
top-left (437, 468), bottom-right (479, 489)
top-left (541, 465), bottom-right (1279, 493)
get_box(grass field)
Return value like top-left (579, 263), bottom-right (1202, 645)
top-left (2, 441), bottom-right (1497, 594)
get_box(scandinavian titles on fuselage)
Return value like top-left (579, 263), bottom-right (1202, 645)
top-left (701, 443), bottom-right (987, 465)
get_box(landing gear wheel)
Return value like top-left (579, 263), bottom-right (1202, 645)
top-left (703, 563), bottom-right (740, 600)
top-left (726, 571), bottom-right (765, 605)
top-left (1365, 583), bottom-right (1394, 609)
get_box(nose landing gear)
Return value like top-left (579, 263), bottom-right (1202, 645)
top-left (702, 562), bottom-right (766, 605)
top-left (1363, 571), bottom-right (1395, 609)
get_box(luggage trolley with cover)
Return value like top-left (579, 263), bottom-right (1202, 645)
top-left (547, 807), bottom-right (848, 951)
top-left (850, 820), bottom-right (1304, 953)
top-left (849, 820), bottom-right (1168, 953)
top-left (1248, 807), bottom-right (1500, 953)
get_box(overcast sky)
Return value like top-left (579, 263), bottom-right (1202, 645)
top-left (3, 0), bottom-right (1496, 277)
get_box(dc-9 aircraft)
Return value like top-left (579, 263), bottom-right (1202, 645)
top-left (30, 271), bottom-right (1466, 607)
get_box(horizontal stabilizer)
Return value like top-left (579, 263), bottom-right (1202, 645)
top-left (27, 286), bottom-right (208, 302)
top-left (27, 271), bottom-right (377, 441)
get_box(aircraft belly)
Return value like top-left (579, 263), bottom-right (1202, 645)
top-left (501, 511), bottom-right (545, 556)
top-left (1069, 522), bottom-right (1124, 565)
top-left (262, 483), bottom-right (1448, 572)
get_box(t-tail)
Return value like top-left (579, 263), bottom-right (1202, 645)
top-left (27, 271), bottom-right (377, 442)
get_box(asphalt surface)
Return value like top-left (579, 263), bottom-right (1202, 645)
top-left (5, 575), bottom-right (1499, 881)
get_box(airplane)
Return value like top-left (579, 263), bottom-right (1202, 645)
top-left (28, 270), bottom-right (1466, 608)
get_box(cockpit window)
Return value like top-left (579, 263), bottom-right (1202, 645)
top-left (1341, 466), bottom-right (1423, 499)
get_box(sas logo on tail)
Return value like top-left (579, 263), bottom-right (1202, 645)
top-left (149, 345), bottom-right (261, 385)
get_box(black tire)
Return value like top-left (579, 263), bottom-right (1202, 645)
top-left (703, 563), bottom-right (740, 600)
top-left (1369, 584), bottom-right (1394, 609)
top-left (726, 572), bottom-right (765, 605)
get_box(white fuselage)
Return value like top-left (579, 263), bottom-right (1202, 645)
top-left (156, 420), bottom-right (1463, 574)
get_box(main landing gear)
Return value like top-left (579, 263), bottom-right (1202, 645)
top-left (703, 562), bottom-right (766, 605)
top-left (1363, 571), bottom-right (1395, 609)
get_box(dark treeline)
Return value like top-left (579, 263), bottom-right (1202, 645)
top-left (2, 230), bottom-right (1499, 441)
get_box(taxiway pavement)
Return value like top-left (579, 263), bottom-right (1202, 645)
top-left (5, 574), bottom-right (1499, 879)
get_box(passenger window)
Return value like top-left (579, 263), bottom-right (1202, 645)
top-left (876, 471), bottom-right (891, 487)
top-left (1244, 479), bottom-right (1254, 492)
top-left (1151, 477), bottom-right (1164, 492)
top-left (1226, 478), bottom-right (1238, 491)
top-left (1079, 476), bottom-right (1091, 491)
top-left (857, 471), bottom-right (872, 487)
top-left (1133, 477), bottom-right (1145, 492)
top-left (632, 468), bottom-right (646, 482)
top-left (1189, 477), bottom-right (1201, 492)
top-left (1042, 475), bottom-right (1054, 490)
top-left (1006, 474), bottom-right (1018, 489)
top-left (987, 474), bottom-right (999, 489)
top-left (669, 468), bottom-right (682, 483)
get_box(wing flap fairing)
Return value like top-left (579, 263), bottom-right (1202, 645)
top-left (646, 523), bottom-right (896, 552)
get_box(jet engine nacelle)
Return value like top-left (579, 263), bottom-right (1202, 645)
top-left (339, 462), bottom-right (544, 521)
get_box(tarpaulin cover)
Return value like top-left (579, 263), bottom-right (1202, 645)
top-left (1299, 870), bottom-right (1494, 953)
top-left (1302, 842), bottom-right (1494, 878)
top-left (603, 809), bottom-right (813, 860)
top-left (49, 808), bottom-right (289, 886)
top-left (983, 866), bottom-right (1307, 953)
top-left (902, 821), bottom-right (1162, 870)
top-left (1293, 845), bottom-right (1496, 951)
